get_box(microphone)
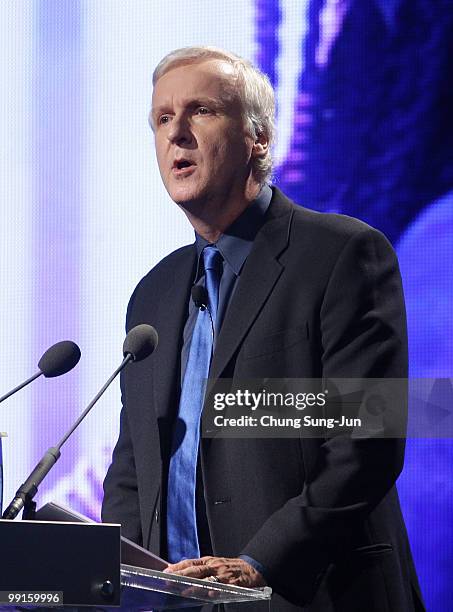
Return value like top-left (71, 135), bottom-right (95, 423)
top-left (191, 285), bottom-right (208, 310)
top-left (0, 341), bottom-right (81, 404)
top-left (123, 323), bottom-right (159, 361)
top-left (38, 341), bottom-right (81, 377)
top-left (2, 324), bottom-right (158, 520)
top-left (191, 285), bottom-right (214, 339)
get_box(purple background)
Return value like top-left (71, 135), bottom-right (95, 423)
top-left (1, 1), bottom-right (452, 609)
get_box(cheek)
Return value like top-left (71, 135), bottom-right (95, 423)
top-left (204, 136), bottom-right (236, 169)
top-left (154, 139), bottom-right (168, 171)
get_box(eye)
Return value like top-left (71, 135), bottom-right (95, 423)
top-left (196, 107), bottom-right (210, 115)
top-left (158, 114), bottom-right (171, 125)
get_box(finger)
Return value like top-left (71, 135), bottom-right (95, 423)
top-left (164, 557), bottom-right (206, 573)
top-left (201, 558), bottom-right (231, 572)
top-left (173, 564), bottom-right (214, 579)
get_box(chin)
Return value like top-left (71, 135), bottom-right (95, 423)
top-left (170, 190), bottom-right (198, 206)
top-left (168, 183), bottom-right (206, 207)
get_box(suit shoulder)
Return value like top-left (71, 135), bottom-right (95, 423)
top-left (271, 186), bottom-right (392, 248)
top-left (126, 243), bottom-right (195, 326)
top-left (137, 243), bottom-right (195, 287)
top-left (290, 201), bottom-right (395, 254)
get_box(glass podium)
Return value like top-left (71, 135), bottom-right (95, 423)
top-left (0, 564), bottom-right (271, 611)
top-left (115, 564), bottom-right (271, 610)
top-left (0, 517), bottom-right (272, 610)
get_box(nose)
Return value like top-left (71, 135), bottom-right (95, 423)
top-left (167, 115), bottom-right (193, 146)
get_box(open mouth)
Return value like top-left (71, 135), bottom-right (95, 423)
top-left (173, 159), bottom-right (196, 174)
top-left (176, 160), bottom-right (192, 169)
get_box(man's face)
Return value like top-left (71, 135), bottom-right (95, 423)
top-left (151, 59), bottom-right (254, 210)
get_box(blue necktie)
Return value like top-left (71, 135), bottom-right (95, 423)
top-left (167, 246), bottom-right (222, 562)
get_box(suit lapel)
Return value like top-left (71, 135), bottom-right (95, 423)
top-left (153, 246), bottom-right (197, 421)
top-left (210, 191), bottom-right (294, 381)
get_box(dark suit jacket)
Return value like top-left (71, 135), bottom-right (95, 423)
top-left (102, 187), bottom-right (424, 611)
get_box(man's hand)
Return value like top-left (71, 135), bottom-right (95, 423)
top-left (163, 556), bottom-right (266, 588)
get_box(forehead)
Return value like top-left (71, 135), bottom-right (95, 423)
top-left (152, 59), bottom-right (237, 108)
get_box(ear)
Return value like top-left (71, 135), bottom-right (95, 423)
top-left (251, 131), bottom-right (269, 158)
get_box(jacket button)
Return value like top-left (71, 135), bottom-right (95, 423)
top-left (155, 510), bottom-right (159, 523)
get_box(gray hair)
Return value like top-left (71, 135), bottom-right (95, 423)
top-left (153, 46), bottom-right (275, 184)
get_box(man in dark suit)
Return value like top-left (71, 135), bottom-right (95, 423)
top-left (102, 46), bottom-right (423, 611)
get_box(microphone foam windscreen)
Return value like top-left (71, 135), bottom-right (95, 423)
top-left (38, 341), bottom-right (81, 377)
top-left (123, 324), bottom-right (158, 362)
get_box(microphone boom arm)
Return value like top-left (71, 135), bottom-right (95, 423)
top-left (2, 354), bottom-right (132, 521)
top-left (0, 372), bottom-right (41, 404)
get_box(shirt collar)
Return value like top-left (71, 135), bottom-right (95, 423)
top-left (195, 183), bottom-right (272, 278)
